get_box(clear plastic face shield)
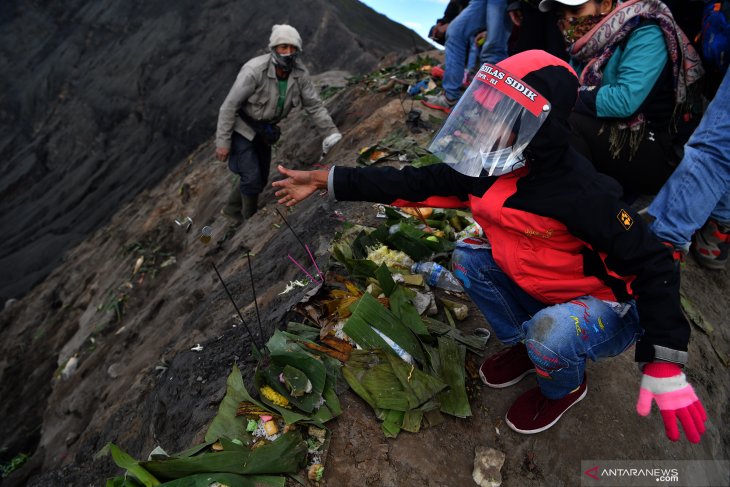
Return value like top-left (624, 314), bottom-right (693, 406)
top-left (428, 63), bottom-right (552, 177)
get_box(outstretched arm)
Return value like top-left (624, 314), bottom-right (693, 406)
top-left (272, 165), bottom-right (328, 207)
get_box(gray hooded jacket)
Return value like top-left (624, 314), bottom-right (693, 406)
top-left (215, 53), bottom-right (338, 149)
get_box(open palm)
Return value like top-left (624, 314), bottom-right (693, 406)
top-left (272, 165), bottom-right (327, 206)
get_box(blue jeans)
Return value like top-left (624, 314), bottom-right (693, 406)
top-left (451, 245), bottom-right (642, 399)
top-left (648, 70), bottom-right (730, 251)
top-left (443, 0), bottom-right (512, 100)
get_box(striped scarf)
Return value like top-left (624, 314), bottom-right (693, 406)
top-left (568, 0), bottom-right (704, 158)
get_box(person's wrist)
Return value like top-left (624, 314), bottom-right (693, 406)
top-left (313, 169), bottom-right (329, 189)
top-left (643, 362), bottom-right (682, 377)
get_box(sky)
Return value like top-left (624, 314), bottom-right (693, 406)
top-left (360, 0), bottom-right (448, 48)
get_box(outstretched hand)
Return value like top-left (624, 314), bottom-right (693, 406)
top-left (272, 165), bottom-right (328, 207)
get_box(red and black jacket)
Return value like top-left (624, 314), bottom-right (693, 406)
top-left (330, 50), bottom-right (689, 364)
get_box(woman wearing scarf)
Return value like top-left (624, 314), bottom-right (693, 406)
top-left (539, 0), bottom-right (704, 195)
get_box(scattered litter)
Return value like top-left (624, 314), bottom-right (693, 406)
top-left (133, 256), bottom-right (144, 275)
top-left (412, 290), bottom-right (434, 315)
top-left (473, 446), bottom-right (506, 487)
top-left (61, 354), bottom-right (79, 380)
top-left (190, 344), bottom-right (203, 352)
top-left (406, 109), bottom-right (433, 134)
top-left (173, 216), bottom-right (193, 232)
top-left (372, 326), bottom-right (414, 364)
top-left (441, 298), bottom-right (469, 320)
top-left (200, 226), bottom-right (213, 245)
top-left (407, 79), bottom-right (429, 96)
top-left (279, 279), bottom-right (309, 295)
top-left (107, 363), bottom-right (123, 379)
top-left (474, 328), bottom-right (492, 341)
top-left (147, 446), bottom-right (169, 461)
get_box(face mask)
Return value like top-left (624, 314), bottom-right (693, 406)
top-left (272, 51), bottom-right (298, 72)
top-left (558, 13), bottom-right (605, 45)
top-left (480, 147), bottom-right (526, 177)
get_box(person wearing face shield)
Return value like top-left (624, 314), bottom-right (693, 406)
top-left (539, 0), bottom-right (704, 196)
top-left (215, 24), bottom-right (342, 222)
top-left (271, 50), bottom-right (707, 443)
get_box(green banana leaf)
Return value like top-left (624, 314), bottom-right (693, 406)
top-left (267, 332), bottom-right (327, 394)
top-left (285, 322), bottom-right (321, 341)
top-left (106, 477), bottom-right (143, 487)
top-left (361, 364), bottom-right (410, 411)
top-left (172, 443), bottom-right (213, 459)
top-left (103, 443), bottom-right (160, 487)
top-left (341, 364), bottom-right (378, 410)
top-left (375, 263), bottom-right (396, 296)
top-left (384, 353), bottom-right (447, 409)
top-left (401, 410), bottom-right (423, 433)
top-left (433, 337), bottom-right (471, 418)
top-left (204, 365), bottom-right (254, 444)
top-left (344, 293), bottom-right (425, 364)
top-left (158, 473), bottom-right (285, 487)
top-left (382, 409), bottom-right (405, 438)
top-left (387, 232), bottom-right (433, 261)
top-left (423, 316), bottom-right (488, 353)
top-left (141, 432), bottom-right (306, 479)
top-left (388, 286), bottom-right (430, 338)
top-left (410, 153), bottom-right (442, 168)
top-left (343, 350), bottom-right (447, 437)
top-left (257, 365), bottom-right (320, 414)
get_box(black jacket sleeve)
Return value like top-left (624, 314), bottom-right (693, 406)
top-left (332, 163), bottom-right (491, 204)
top-left (562, 169), bottom-right (690, 363)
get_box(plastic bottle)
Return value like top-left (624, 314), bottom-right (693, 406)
top-left (411, 262), bottom-right (464, 292)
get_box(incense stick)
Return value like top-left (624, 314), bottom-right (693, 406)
top-left (246, 253), bottom-right (265, 347)
top-left (211, 262), bottom-right (256, 343)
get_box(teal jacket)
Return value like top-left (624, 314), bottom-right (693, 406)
top-left (572, 24), bottom-right (670, 119)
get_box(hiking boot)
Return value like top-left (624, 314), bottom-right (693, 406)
top-left (691, 219), bottom-right (730, 270)
top-left (422, 93), bottom-right (457, 114)
top-left (479, 342), bottom-right (535, 388)
top-left (221, 186), bottom-right (243, 223)
top-left (242, 194), bottom-right (259, 219)
top-left (505, 377), bottom-right (588, 434)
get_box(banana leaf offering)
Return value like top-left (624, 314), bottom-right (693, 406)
top-left (104, 334), bottom-right (343, 487)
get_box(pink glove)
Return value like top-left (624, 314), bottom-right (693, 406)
top-left (636, 362), bottom-right (707, 443)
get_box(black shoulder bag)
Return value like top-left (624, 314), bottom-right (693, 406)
top-left (237, 109), bottom-right (282, 145)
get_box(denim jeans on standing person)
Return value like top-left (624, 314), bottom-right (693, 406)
top-left (443, 0), bottom-right (512, 101)
top-left (450, 244), bottom-right (643, 399)
top-left (648, 70), bottom-right (730, 252)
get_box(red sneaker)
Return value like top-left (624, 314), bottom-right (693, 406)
top-left (421, 93), bottom-right (457, 114)
top-left (479, 343), bottom-right (535, 388)
top-left (505, 377), bottom-right (588, 434)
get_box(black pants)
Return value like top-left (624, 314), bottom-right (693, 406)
top-left (227, 132), bottom-right (272, 196)
top-left (569, 112), bottom-right (678, 195)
